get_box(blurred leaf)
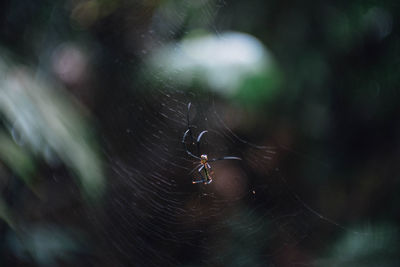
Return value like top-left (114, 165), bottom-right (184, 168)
top-left (7, 224), bottom-right (86, 267)
top-left (234, 67), bottom-right (282, 108)
top-left (0, 198), bottom-right (15, 230)
top-left (317, 224), bottom-right (400, 267)
top-left (0, 130), bottom-right (35, 185)
top-left (0, 56), bottom-right (105, 201)
top-left (144, 31), bottom-right (281, 103)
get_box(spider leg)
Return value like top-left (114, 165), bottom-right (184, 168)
top-left (189, 164), bottom-right (202, 175)
top-left (204, 164), bottom-right (212, 184)
top-left (186, 102), bottom-right (195, 143)
top-left (187, 102), bottom-right (192, 126)
top-left (192, 165), bottom-right (206, 184)
top-left (196, 130), bottom-right (208, 155)
top-left (182, 129), bottom-right (201, 160)
top-left (183, 102), bottom-right (201, 159)
top-left (209, 156), bottom-right (242, 162)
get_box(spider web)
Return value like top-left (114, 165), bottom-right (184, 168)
top-left (92, 91), bottom-right (342, 267)
top-left (86, 2), bottom-right (345, 267)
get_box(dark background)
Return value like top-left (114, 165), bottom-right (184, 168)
top-left (0, 0), bottom-right (399, 266)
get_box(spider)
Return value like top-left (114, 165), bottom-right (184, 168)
top-left (182, 102), bottom-right (241, 184)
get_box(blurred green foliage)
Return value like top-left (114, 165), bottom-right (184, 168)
top-left (318, 224), bottom-right (400, 266)
top-left (0, 131), bottom-right (35, 186)
top-left (0, 58), bottom-right (105, 201)
top-left (7, 224), bottom-right (85, 267)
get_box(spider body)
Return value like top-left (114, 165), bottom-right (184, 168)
top-left (195, 154), bottom-right (212, 184)
top-left (182, 103), bottom-right (241, 184)
top-left (200, 154), bottom-right (208, 164)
